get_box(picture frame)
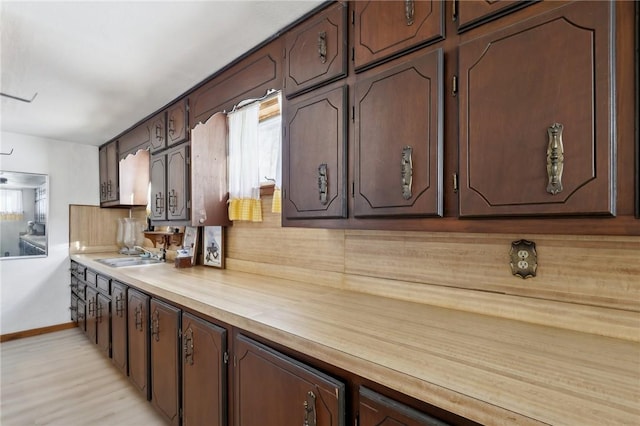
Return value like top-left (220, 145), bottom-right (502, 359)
top-left (183, 226), bottom-right (198, 265)
top-left (202, 226), bottom-right (224, 268)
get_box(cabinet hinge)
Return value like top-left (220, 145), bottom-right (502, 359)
top-left (355, 414), bottom-right (359, 426)
top-left (352, 181), bottom-right (355, 198)
top-left (223, 351), bottom-right (229, 364)
top-left (453, 173), bottom-right (459, 193)
top-left (351, 106), bottom-right (355, 122)
top-left (187, 200), bottom-right (191, 209)
top-left (351, 10), bottom-right (355, 25)
top-left (178, 328), bottom-right (182, 338)
top-left (452, 75), bottom-right (458, 97)
top-left (179, 408), bottom-right (183, 419)
top-left (351, 47), bottom-right (355, 62)
top-left (452, 0), bottom-right (458, 22)
top-left (233, 355), bottom-right (237, 367)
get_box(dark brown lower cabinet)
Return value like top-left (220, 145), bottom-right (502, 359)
top-left (128, 288), bottom-right (150, 400)
top-left (96, 293), bottom-right (110, 357)
top-left (182, 312), bottom-right (227, 426)
top-left (234, 334), bottom-right (345, 426)
top-left (150, 298), bottom-right (181, 426)
top-left (111, 281), bottom-right (128, 375)
top-left (77, 299), bottom-right (86, 333)
top-left (359, 387), bottom-right (450, 426)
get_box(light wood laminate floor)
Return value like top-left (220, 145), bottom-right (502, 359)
top-left (1, 328), bottom-right (166, 425)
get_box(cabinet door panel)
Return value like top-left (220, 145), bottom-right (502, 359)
top-left (150, 299), bottom-right (181, 426)
top-left (284, 2), bottom-right (348, 97)
top-left (150, 155), bottom-right (167, 221)
top-left (354, 0), bottom-right (444, 71)
top-left (359, 387), bottom-right (450, 426)
top-left (182, 312), bottom-right (227, 426)
top-left (457, 0), bottom-right (534, 32)
top-left (96, 293), bottom-right (110, 357)
top-left (166, 145), bottom-right (189, 221)
top-left (149, 113), bottom-right (167, 154)
top-left (77, 299), bottom-right (86, 333)
top-left (128, 289), bottom-right (150, 400)
top-left (283, 85), bottom-right (348, 220)
top-left (354, 48), bottom-right (443, 218)
top-left (167, 99), bottom-right (189, 148)
top-left (458, 1), bottom-right (615, 217)
top-left (111, 281), bottom-right (128, 375)
top-left (234, 334), bottom-right (345, 426)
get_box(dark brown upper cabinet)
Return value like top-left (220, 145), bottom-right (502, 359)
top-left (166, 98), bottom-right (189, 150)
top-left (150, 143), bottom-right (190, 223)
top-left (99, 141), bottom-right (118, 204)
top-left (283, 85), bottom-right (348, 220)
top-left (353, 0), bottom-right (444, 72)
top-left (458, 1), bottom-right (615, 217)
top-left (354, 48), bottom-right (443, 218)
top-left (284, 2), bottom-right (348, 98)
top-left (456, 0), bottom-right (536, 33)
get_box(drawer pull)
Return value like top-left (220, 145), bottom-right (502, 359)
top-left (546, 123), bottom-right (564, 195)
top-left (183, 327), bottom-right (194, 365)
top-left (151, 309), bottom-right (160, 342)
top-left (134, 304), bottom-right (143, 331)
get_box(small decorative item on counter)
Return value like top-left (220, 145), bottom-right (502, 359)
top-left (175, 248), bottom-right (192, 268)
top-left (203, 226), bottom-right (224, 268)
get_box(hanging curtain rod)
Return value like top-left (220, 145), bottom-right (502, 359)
top-left (1, 92), bottom-right (38, 103)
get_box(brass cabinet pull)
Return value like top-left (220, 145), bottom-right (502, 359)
top-left (155, 124), bottom-right (164, 142)
top-left (96, 301), bottom-right (102, 323)
top-left (107, 180), bottom-right (113, 198)
top-left (168, 189), bottom-right (178, 214)
top-left (318, 164), bottom-right (329, 205)
top-left (155, 192), bottom-right (164, 214)
top-left (151, 309), bottom-right (160, 342)
top-left (183, 327), bottom-right (194, 366)
top-left (401, 146), bottom-right (413, 200)
top-left (88, 299), bottom-right (95, 316)
top-left (115, 293), bottom-right (125, 317)
top-left (546, 123), bottom-right (564, 195)
top-left (168, 117), bottom-right (175, 137)
top-left (405, 0), bottom-right (415, 26)
top-left (303, 391), bottom-right (317, 426)
top-left (100, 182), bottom-right (106, 199)
top-left (318, 31), bottom-right (327, 64)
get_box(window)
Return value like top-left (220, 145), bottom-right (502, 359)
top-left (0, 189), bottom-right (24, 220)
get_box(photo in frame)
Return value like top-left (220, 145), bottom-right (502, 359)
top-left (183, 226), bottom-right (198, 265)
top-left (202, 226), bottom-right (224, 268)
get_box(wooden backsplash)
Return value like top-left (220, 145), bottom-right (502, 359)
top-left (227, 196), bottom-right (640, 342)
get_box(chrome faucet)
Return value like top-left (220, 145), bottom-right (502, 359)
top-left (134, 246), bottom-right (165, 262)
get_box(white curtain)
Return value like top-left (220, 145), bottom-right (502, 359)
top-left (227, 103), bottom-right (262, 221)
top-left (0, 189), bottom-right (24, 220)
top-left (257, 102), bottom-right (282, 213)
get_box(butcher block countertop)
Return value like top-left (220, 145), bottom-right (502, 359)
top-left (71, 253), bottom-right (640, 426)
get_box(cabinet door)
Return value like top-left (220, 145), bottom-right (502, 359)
top-left (457, 0), bottom-right (534, 32)
top-left (99, 146), bottom-right (108, 202)
top-left (283, 85), bottom-right (348, 220)
top-left (284, 2), bottom-right (348, 98)
top-left (111, 281), bottom-right (128, 375)
top-left (166, 144), bottom-right (190, 221)
top-left (359, 387), bottom-right (450, 426)
top-left (182, 312), bottom-right (227, 426)
top-left (458, 1), bottom-right (615, 217)
top-left (99, 141), bottom-right (118, 203)
top-left (96, 293), bottom-right (111, 357)
top-left (234, 334), bottom-right (345, 426)
top-left (150, 299), bottom-right (181, 426)
top-left (354, 48), bottom-right (443, 218)
top-left (128, 288), bottom-right (150, 400)
top-left (85, 287), bottom-right (98, 343)
top-left (150, 154), bottom-right (167, 221)
top-left (70, 293), bottom-right (78, 323)
top-left (190, 112), bottom-right (230, 226)
top-left (354, 0), bottom-right (444, 71)
top-left (149, 112), bottom-right (167, 154)
top-left (167, 99), bottom-right (189, 148)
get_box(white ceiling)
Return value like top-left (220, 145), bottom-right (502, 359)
top-left (0, 0), bottom-right (324, 146)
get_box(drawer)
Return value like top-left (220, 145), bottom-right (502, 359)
top-left (75, 264), bottom-right (86, 280)
top-left (97, 275), bottom-right (110, 295)
top-left (85, 269), bottom-right (97, 287)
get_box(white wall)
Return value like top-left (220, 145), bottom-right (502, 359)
top-left (0, 131), bottom-right (99, 335)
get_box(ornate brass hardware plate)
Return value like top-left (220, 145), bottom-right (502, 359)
top-left (401, 146), bottom-right (413, 200)
top-left (510, 240), bottom-right (537, 279)
top-left (318, 164), bottom-right (328, 205)
top-left (405, 0), bottom-right (415, 26)
top-left (546, 123), bottom-right (564, 195)
top-left (303, 390), bottom-right (317, 426)
top-left (318, 31), bottom-right (327, 64)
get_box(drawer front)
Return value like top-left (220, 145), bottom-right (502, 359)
top-left (75, 264), bottom-right (86, 281)
top-left (85, 269), bottom-right (98, 287)
top-left (97, 275), bottom-right (110, 295)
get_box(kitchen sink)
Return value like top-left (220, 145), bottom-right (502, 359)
top-left (96, 257), bottom-right (163, 267)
